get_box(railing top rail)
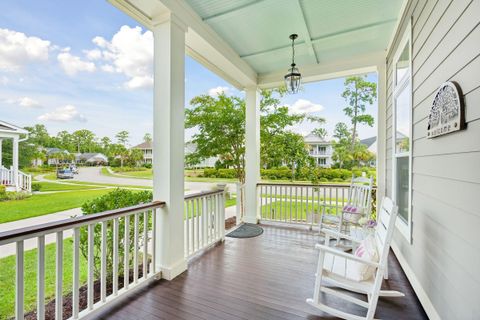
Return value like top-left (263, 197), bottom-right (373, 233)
top-left (0, 201), bottom-right (165, 245)
top-left (257, 182), bottom-right (377, 189)
top-left (184, 189), bottom-right (224, 200)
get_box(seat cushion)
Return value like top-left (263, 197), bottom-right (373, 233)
top-left (323, 236), bottom-right (378, 282)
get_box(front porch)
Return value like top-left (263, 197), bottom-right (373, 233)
top-left (96, 223), bottom-right (427, 320)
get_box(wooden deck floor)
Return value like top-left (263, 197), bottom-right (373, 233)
top-left (96, 224), bottom-right (428, 320)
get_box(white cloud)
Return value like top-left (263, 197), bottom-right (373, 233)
top-left (38, 105), bottom-right (86, 122)
top-left (83, 48), bottom-right (102, 60)
top-left (6, 96), bottom-right (41, 108)
top-left (208, 86), bottom-right (230, 97)
top-left (91, 26), bottom-right (153, 90)
top-left (287, 99), bottom-right (324, 114)
top-left (57, 49), bottom-right (96, 76)
top-left (0, 28), bottom-right (50, 71)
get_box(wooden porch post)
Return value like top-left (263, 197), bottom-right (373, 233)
top-left (12, 136), bottom-right (19, 191)
top-left (244, 87), bottom-right (261, 224)
top-left (152, 14), bottom-right (187, 280)
top-left (376, 63), bottom-right (387, 203)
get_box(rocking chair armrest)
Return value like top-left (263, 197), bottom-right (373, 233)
top-left (314, 243), bottom-right (381, 268)
top-left (321, 229), bottom-right (362, 244)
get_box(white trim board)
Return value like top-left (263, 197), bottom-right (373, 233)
top-left (391, 240), bottom-right (441, 320)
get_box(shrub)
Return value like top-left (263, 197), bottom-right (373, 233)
top-left (143, 163), bottom-right (152, 169)
top-left (31, 183), bottom-right (41, 192)
top-left (318, 178), bottom-right (329, 183)
top-left (332, 178), bottom-right (344, 183)
top-left (111, 166), bottom-right (147, 173)
top-left (80, 189), bottom-right (153, 277)
top-left (0, 191), bottom-right (31, 202)
top-left (0, 185), bottom-right (5, 195)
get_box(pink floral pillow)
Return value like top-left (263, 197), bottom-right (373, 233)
top-left (352, 235), bottom-right (379, 281)
top-left (342, 205), bottom-right (360, 214)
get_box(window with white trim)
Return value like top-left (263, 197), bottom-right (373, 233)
top-left (392, 21), bottom-right (412, 242)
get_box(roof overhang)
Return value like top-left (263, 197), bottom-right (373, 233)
top-left (0, 120), bottom-right (28, 138)
top-left (110, 0), bottom-right (405, 89)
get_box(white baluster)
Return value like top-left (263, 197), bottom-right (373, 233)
top-left (152, 209), bottom-right (157, 274)
top-left (113, 218), bottom-right (119, 296)
top-left (72, 227), bottom-right (80, 318)
top-left (55, 231), bottom-right (63, 319)
top-left (143, 211), bottom-right (148, 279)
top-left (185, 200), bottom-right (190, 257)
top-left (87, 224), bottom-right (94, 310)
top-left (37, 236), bottom-right (45, 320)
top-left (100, 221), bottom-right (107, 302)
top-left (16, 241), bottom-right (24, 320)
top-left (134, 213), bottom-right (139, 283)
top-left (124, 216), bottom-right (130, 289)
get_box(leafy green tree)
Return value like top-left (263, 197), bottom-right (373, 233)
top-left (24, 124), bottom-right (51, 147)
top-left (72, 129), bottom-right (96, 153)
top-left (186, 93), bottom-right (246, 181)
top-left (101, 136), bottom-right (112, 151)
top-left (332, 122), bottom-right (353, 169)
top-left (56, 130), bottom-right (75, 151)
top-left (342, 76), bottom-right (377, 149)
top-left (116, 131), bottom-right (130, 147)
top-left (143, 133), bottom-right (152, 143)
top-left (127, 148), bottom-right (144, 167)
top-left (280, 131), bottom-right (311, 180)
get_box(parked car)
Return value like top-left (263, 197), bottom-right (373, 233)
top-left (57, 169), bottom-right (74, 179)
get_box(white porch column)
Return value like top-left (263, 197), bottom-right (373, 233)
top-left (0, 138), bottom-right (3, 167)
top-left (376, 63), bottom-right (387, 203)
top-left (244, 87), bottom-right (261, 224)
top-left (12, 136), bottom-right (19, 191)
top-left (152, 14), bottom-right (187, 280)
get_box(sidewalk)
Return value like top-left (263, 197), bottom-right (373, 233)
top-left (0, 208), bottom-right (82, 258)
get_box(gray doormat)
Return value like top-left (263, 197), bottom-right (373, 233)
top-left (226, 223), bottom-right (263, 238)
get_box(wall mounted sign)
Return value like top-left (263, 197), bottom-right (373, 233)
top-left (427, 81), bottom-right (465, 138)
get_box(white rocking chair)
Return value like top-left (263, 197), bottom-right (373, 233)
top-left (319, 175), bottom-right (373, 241)
top-left (307, 197), bottom-right (404, 320)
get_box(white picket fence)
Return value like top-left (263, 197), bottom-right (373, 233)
top-left (184, 189), bottom-right (225, 258)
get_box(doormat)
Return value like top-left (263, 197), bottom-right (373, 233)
top-left (226, 223), bottom-right (263, 238)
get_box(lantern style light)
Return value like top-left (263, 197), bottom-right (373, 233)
top-left (284, 34), bottom-right (302, 94)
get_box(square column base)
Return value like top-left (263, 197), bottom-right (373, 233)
top-left (160, 258), bottom-right (188, 280)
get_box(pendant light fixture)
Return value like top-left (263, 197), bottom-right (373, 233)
top-left (284, 34), bottom-right (301, 94)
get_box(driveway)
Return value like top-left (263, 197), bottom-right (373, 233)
top-left (72, 167), bottom-right (236, 195)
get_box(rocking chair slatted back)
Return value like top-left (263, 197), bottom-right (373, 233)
top-left (375, 196), bottom-right (397, 264)
top-left (346, 175), bottom-right (373, 215)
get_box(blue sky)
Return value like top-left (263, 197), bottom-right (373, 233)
top-left (0, 0), bottom-right (377, 146)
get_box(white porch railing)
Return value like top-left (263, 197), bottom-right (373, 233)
top-left (0, 201), bottom-right (164, 320)
top-left (235, 182), bottom-right (246, 225)
top-left (0, 166), bottom-right (32, 192)
top-left (0, 165), bottom-right (14, 186)
top-left (256, 183), bottom-right (351, 227)
top-left (18, 170), bottom-right (32, 193)
top-left (184, 189), bottom-right (225, 259)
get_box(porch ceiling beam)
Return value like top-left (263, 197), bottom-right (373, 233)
top-left (257, 51), bottom-right (384, 89)
top-left (294, 0), bottom-right (318, 64)
top-left (240, 19), bottom-right (397, 59)
top-left (202, 0), bottom-right (269, 22)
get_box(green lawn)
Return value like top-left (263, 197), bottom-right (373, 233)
top-left (0, 239), bottom-right (88, 319)
top-left (35, 181), bottom-right (100, 192)
top-left (0, 189), bottom-right (112, 224)
top-left (261, 199), bottom-right (340, 221)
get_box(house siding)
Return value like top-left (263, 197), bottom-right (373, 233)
top-left (384, 0), bottom-right (480, 319)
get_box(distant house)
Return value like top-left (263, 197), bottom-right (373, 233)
top-left (360, 136), bottom-right (377, 154)
top-left (75, 153), bottom-right (108, 166)
top-left (303, 133), bottom-right (333, 168)
top-left (45, 148), bottom-right (72, 166)
top-left (131, 141), bottom-right (218, 168)
top-left (131, 141), bottom-right (153, 164)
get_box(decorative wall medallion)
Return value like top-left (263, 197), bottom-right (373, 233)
top-left (427, 81), bottom-right (465, 138)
